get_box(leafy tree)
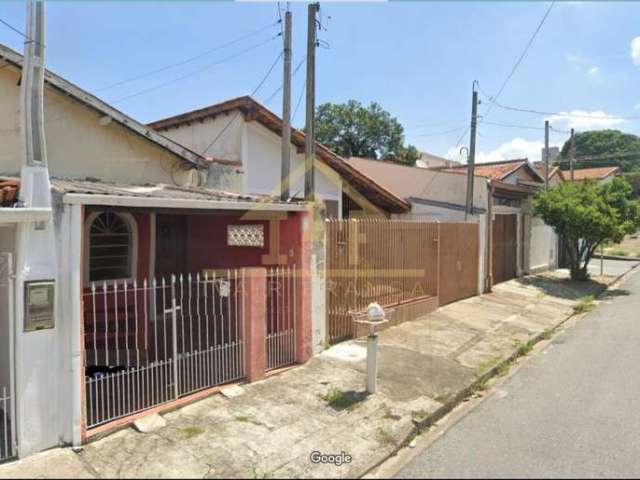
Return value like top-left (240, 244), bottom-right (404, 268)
top-left (533, 177), bottom-right (640, 280)
top-left (623, 172), bottom-right (640, 198)
top-left (315, 100), bottom-right (419, 165)
top-left (557, 129), bottom-right (640, 172)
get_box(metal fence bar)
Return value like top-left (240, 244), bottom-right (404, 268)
top-left (0, 386), bottom-right (13, 462)
top-left (265, 266), bottom-right (297, 371)
top-left (83, 269), bottom-right (248, 430)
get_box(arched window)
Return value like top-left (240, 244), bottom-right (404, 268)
top-left (87, 212), bottom-right (136, 282)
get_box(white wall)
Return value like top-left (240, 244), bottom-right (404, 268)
top-left (0, 66), bottom-right (195, 185)
top-left (530, 216), bottom-right (558, 272)
top-left (160, 114), bottom-right (343, 213)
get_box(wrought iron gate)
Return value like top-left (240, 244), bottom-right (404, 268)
top-left (84, 270), bottom-right (246, 429)
top-left (0, 253), bottom-right (16, 462)
top-left (265, 266), bottom-right (296, 371)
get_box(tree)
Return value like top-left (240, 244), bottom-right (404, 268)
top-left (557, 129), bottom-right (640, 172)
top-left (315, 100), bottom-right (420, 165)
top-left (533, 177), bottom-right (640, 280)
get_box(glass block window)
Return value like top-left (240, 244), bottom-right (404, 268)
top-left (227, 224), bottom-right (264, 247)
top-left (88, 212), bottom-right (134, 282)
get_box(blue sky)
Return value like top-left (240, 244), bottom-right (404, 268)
top-left (1, 1), bottom-right (640, 163)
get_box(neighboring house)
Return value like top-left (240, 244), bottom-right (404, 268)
top-left (148, 96), bottom-right (409, 219)
top-left (0, 43), bottom-right (316, 457)
top-left (346, 157), bottom-right (558, 291)
top-left (533, 162), bottom-right (566, 187)
top-left (560, 165), bottom-right (621, 184)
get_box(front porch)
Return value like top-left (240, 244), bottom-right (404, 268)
top-left (75, 184), bottom-right (312, 434)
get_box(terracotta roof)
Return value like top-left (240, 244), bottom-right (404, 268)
top-left (0, 178), bottom-right (19, 207)
top-left (149, 96), bottom-right (410, 214)
top-left (560, 166), bottom-right (620, 181)
top-left (443, 159), bottom-right (543, 182)
top-left (532, 162), bottom-right (565, 182)
top-left (0, 43), bottom-right (209, 170)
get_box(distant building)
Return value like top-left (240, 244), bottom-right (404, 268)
top-left (540, 146), bottom-right (560, 163)
top-left (415, 151), bottom-right (461, 169)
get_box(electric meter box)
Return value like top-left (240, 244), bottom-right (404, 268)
top-left (24, 280), bottom-right (55, 332)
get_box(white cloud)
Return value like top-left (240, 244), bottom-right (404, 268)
top-left (635, 103), bottom-right (640, 110)
top-left (547, 110), bottom-right (626, 129)
top-left (631, 37), bottom-right (640, 66)
top-left (587, 66), bottom-right (599, 75)
top-left (446, 138), bottom-right (546, 164)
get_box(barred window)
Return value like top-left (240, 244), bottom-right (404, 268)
top-left (88, 212), bottom-right (134, 282)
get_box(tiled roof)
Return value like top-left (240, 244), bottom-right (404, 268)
top-left (3, 177), bottom-right (303, 208)
top-left (443, 159), bottom-right (529, 180)
top-left (532, 162), bottom-right (565, 181)
top-left (560, 166), bottom-right (620, 181)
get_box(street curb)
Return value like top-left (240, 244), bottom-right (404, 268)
top-left (358, 263), bottom-right (640, 479)
top-left (595, 254), bottom-right (640, 262)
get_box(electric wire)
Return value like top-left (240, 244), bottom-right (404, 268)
top-left (200, 51), bottom-right (283, 156)
top-left (110, 35), bottom-right (280, 104)
top-left (95, 21), bottom-right (281, 93)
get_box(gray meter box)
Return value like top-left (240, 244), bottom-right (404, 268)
top-left (24, 280), bottom-right (55, 332)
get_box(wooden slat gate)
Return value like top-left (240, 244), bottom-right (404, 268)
top-left (492, 214), bottom-right (518, 284)
top-left (438, 222), bottom-right (479, 306)
top-left (326, 220), bottom-right (479, 344)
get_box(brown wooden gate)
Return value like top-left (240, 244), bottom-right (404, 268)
top-left (492, 214), bottom-right (518, 284)
top-left (438, 222), bottom-right (479, 305)
top-left (325, 220), bottom-right (479, 344)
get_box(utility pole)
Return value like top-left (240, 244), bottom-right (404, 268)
top-left (304, 2), bottom-right (319, 202)
top-left (280, 9), bottom-right (292, 201)
top-left (465, 84), bottom-right (478, 221)
top-left (544, 120), bottom-right (549, 190)
top-left (569, 128), bottom-right (575, 182)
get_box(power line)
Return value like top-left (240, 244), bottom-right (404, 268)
top-left (95, 21), bottom-right (280, 93)
top-left (480, 120), bottom-right (571, 134)
top-left (110, 35), bottom-right (279, 104)
top-left (484, 98), bottom-right (640, 121)
top-left (0, 17), bottom-right (30, 40)
top-left (482, 1), bottom-right (555, 119)
top-left (262, 56), bottom-right (306, 106)
top-left (200, 51), bottom-right (283, 156)
top-left (414, 125), bottom-right (468, 138)
top-left (292, 78), bottom-right (306, 125)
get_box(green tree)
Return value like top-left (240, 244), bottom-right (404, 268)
top-left (557, 129), bottom-right (640, 172)
top-left (533, 177), bottom-right (640, 280)
top-left (315, 100), bottom-right (419, 165)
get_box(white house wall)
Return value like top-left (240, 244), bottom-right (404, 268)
top-left (530, 216), bottom-right (558, 272)
top-left (0, 66), bottom-right (192, 185)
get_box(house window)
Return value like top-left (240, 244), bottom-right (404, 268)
top-left (87, 212), bottom-right (136, 282)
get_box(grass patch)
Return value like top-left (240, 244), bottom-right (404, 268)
top-left (536, 291), bottom-right (546, 299)
top-left (476, 355), bottom-right (503, 375)
top-left (320, 387), bottom-right (362, 411)
top-left (382, 408), bottom-right (401, 421)
top-left (573, 295), bottom-right (596, 314)
top-left (495, 361), bottom-right (511, 377)
top-left (183, 426), bottom-right (204, 439)
top-left (606, 248), bottom-right (630, 257)
top-left (540, 328), bottom-right (554, 340)
top-left (411, 409), bottom-right (430, 422)
top-left (516, 341), bottom-right (533, 357)
top-left (376, 427), bottom-right (397, 446)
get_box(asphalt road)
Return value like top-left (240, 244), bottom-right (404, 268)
top-left (589, 258), bottom-right (640, 277)
top-left (397, 262), bottom-right (640, 479)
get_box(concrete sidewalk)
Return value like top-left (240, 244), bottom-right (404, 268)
top-left (0, 269), bottom-right (623, 479)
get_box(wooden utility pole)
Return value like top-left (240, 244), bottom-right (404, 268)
top-left (570, 128), bottom-right (575, 182)
top-left (280, 10), bottom-right (292, 201)
top-left (544, 120), bottom-right (549, 189)
top-left (304, 2), bottom-right (319, 202)
top-left (465, 85), bottom-right (478, 221)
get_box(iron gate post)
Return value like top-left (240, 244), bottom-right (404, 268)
top-left (170, 275), bottom-right (179, 400)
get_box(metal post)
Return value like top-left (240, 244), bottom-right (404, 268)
top-left (600, 244), bottom-right (604, 276)
top-left (544, 120), bottom-right (549, 190)
top-left (465, 85), bottom-right (478, 221)
top-left (366, 326), bottom-right (378, 394)
top-left (304, 3), bottom-right (319, 202)
top-left (280, 10), bottom-right (292, 201)
top-left (570, 128), bottom-right (575, 182)
top-left (170, 276), bottom-right (179, 400)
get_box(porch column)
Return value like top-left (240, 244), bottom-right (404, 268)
top-left (242, 267), bottom-right (267, 382)
top-left (296, 209), bottom-right (313, 363)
